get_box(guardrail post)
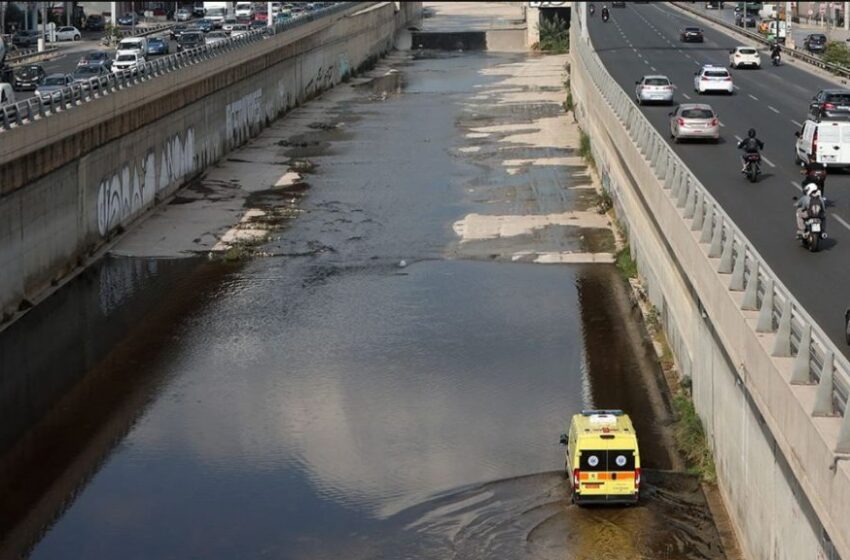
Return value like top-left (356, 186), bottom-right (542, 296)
top-left (700, 205), bottom-right (714, 243)
top-left (657, 149), bottom-right (669, 180)
top-left (692, 192), bottom-right (705, 231)
top-left (836, 406), bottom-right (850, 453)
top-left (772, 298), bottom-right (793, 357)
top-left (665, 162), bottom-right (677, 190)
top-left (683, 181), bottom-right (697, 218)
top-left (718, 234), bottom-right (734, 273)
top-left (676, 176), bottom-right (689, 208)
top-left (791, 324), bottom-right (813, 384)
top-left (742, 262), bottom-right (759, 310)
top-left (730, 245), bottom-right (746, 290)
top-left (756, 278), bottom-right (775, 332)
top-left (709, 215), bottom-right (723, 257)
top-left (813, 351), bottom-right (836, 416)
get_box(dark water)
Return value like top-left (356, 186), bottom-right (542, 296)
top-left (0, 50), bottom-right (723, 559)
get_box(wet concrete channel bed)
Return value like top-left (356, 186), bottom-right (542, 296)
top-left (0, 8), bottom-right (727, 559)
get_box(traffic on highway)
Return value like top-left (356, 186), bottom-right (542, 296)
top-left (590, 1), bottom-right (850, 351)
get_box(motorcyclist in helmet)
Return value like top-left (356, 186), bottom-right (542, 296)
top-left (601, 4), bottom-right (609, 21)
top-left (795, 183), bottom-right (825, 237)
top-left (770, 42), bottom-right (781, 63)
top-left (801, 160), bottom-right (827, 195)
top-left (589, 2), bottom-right (596, 16)
top-left (737, 128), bottom-right (764, 173)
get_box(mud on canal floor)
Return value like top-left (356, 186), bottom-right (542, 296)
top-left (0, 28), bottom-right (727, 560)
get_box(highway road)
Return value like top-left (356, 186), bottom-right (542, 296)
top-left (588, 2), bottom-right (850, 354)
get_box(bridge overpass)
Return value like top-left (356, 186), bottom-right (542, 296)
top-left (572, 2), bottom-right (850, 558)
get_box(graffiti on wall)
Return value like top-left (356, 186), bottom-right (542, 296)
top-left (225, 89), bottom-right (263, 146)
top-left (97, 129), bottom-right (195, 237)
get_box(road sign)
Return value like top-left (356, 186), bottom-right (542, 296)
top-left (528, 1), bottom-right (567, 7)
top-left (820, 3), bottom-right (827, 15)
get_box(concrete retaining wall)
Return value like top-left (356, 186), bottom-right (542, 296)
top-left (0, 2), bottom-right (420, 320)
top-left (570, 31), bottom-right (848, 560)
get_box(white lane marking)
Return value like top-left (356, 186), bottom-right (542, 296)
top-left (734, 135), bottom-right (743, 142)
top-left (761, 155), bottom-right (776, 168)
top-left (633, 48), bottom-right (638, 52)
top-left (650, 66), bottom-right (657, 71)
top-left (791, 181), bottom-right (802, 191)
top-left (638, 53), bottom-right (643, 58)
top-left (719, 121), bottom-right (726, 127)
top-left (682, 92), bottom-right (691, 99)
top-left (791, 119), bottom-right (802, 127)
top-left (733, 85), bottom-right (740, 90)
top-left (768, 106), bottom-right (780, 114)
top-left (645, 59), bottom-right (651, 65)
top-left (748, 94), bottom-right (759, 101)
top-left (833, 214), bottom-right (850, 232)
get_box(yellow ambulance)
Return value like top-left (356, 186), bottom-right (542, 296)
top-left (559, 409), bottom-right (641, 505)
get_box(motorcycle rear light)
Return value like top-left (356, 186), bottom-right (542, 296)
top-left (573, 468), bottom-right (580, 488)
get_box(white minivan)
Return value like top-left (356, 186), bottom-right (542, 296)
top-left (116, 37), bottom-right (147, 57)
top-left (795, 119), bottom-right (850, 167)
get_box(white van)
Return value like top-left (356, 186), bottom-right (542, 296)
top-left (116, 37), bottom-right (147, 57)
top-left (0, 83), bottom-right (15, 108)
top-left (795, 119), bottom-right (850, 167)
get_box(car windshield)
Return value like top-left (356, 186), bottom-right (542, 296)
top-left (739, 48), bottom-right (757, 54)
top-left (119, 41), bottom-right (141, 49)
top-left (825, 93), bottom-right (850, 105)
top-left (685, 27), bottom-right (700, 32)
top-left (15, 66), bottom-right (42, 78)
top-left (811, 35), bottom-right (826, 42)
top-left (645, 78), bottom-right (670, 86)
top-left (149, 39), bottom-right (163, 45)
top-left (75, 66), bottom-right (99, 76)
top-left (704, 70), bottom-right (728, 77)
top-left (681, 108), bottom-right (714, 119)
top-left (43, 76), bottom-right (66, 86)
top-left (116, 54), bottom-right (136, 61)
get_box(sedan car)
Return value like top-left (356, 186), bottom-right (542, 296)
top-left (734, 13), bottom-right (757, 28)
top-left (112, 51), bottom-right (146, 72)
top-left (635, 75), bottom-right (674, 105)
top-left (694, 65), bottom-right (734, 94)
top-left (176, 8), bottom-right (193, 21)
top-left (12, 64), bottom-right (46, 91)
top-left (680, 27), bottom-right (704, 42)
top-left (146, 37), bottom-right (169, 55)
top-left (669, 104), bottom-right (720, 143)
top-left (808, 89), bottom-right (850, 121)
top-left (205, 31), bottom-right (229, 46)
top-left (177, 31), bottom-right (206, 51)
top-left (612, 1), bottom-right (626, 6)
top-left (72, 64), bottom-right (109, 86)
top-left (78, 51), bottom-right (111, 68)
top-left (222, 17), bottom-right (239, 33)
top-left (35, 73), bottom-right (74, 102)
top-left (55, 26), bottom-right (82, 41)
top-left (804, 34), bottom-right (827, 54)
top-left (170, 23), bottom-right (191, 40)
top-left (85, 14), bottom-right (106, 31)
top-left (729, 46), bottom-right (761, 68)
top-left (117, 12), bottom-right (138, 26)
top-left (195, 18), bottom-right (215, 33)
top-left (12, 30), bottom-right (39, 48)
top-left (230, 24), bottom-right (250, 37)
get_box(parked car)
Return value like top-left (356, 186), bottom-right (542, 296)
top-left (72, 64), bottom-right (109, 86)
top-left (728, 46), bottom-right (761, 69)
top-left (117, 12), bottom-right (139, 26)
top-left (12, 30), bottom-right (40, 49)
top-left (808, 89), bottom-right (850, 121)
top-left (35, 73), bottom-right (74, 102)
top-left (669, 104), bottom-right (720, 143)
top-left (85, 14), bottom-right (106, 31)
top-left (146, 37), bottom-right (170, 55)
top-left (78, 51), bottom-right (111, 68)
top-left (112, 51), bottom-right (146, 72)
top-left (795, 119), bottom-right (850, 166)
top-left (12, 64), bottom-right (46, 91)
top-left (693, 65), bottom-right (734, 94)
top-left (54, 26), bottom-right (82, 42)
top-left (680, 27), bottom-right (704, 42)
top-left (176, 8), bottom-right (193, 21)
top-left (635, 75), bottom-right (674, 105)
top-left (804, 34), bottom-right (828, 54)
top-left (177, 31), bottom-right (206, 51)
top-left (205, 31), bottom-right (229, 46)
top-left (195, 18), bottom-right (215, 32)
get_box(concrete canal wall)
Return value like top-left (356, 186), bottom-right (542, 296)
top-left (0, 2), bottom-right (420, 321)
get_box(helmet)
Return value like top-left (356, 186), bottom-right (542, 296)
top-left (747, 128), bottom-right (756, 138)
top-left (804, 183), bottom-right (818, 196)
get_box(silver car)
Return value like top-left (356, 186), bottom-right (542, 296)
top-left (35, 73), bottom-right (74, 102)
top-left (669, 104), bottom-right (720, 143)
top-left (635, 75), bottom-right (674, 105)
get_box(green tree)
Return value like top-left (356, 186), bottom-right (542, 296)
top-left (538, 15), bottom-right (569, 54)
top-left (823, 41), bottom-right (850, 67)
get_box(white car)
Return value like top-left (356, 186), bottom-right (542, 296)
top-left (205, 31), bottom-right (228, 46)
top-left (693, 65), bottom-right (734, 94)
top-left (55, 26), bottom-right (81, 41)
top-left (222, 18), bottom-right (239, 33)
top-left (729, 46), bottom-right (761, 69)
top-left (230, 24), bottom-right (250, 37)
top-left (235, 2), bottom-right (254, 19)
top-left (635, 75), bottom-right (674, 105)
top-left (112, 51), bottom-right (146, 72)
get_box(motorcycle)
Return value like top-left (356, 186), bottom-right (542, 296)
top-left (771, 53), bottom-right (781, 66)
top-left (743, 153), bottom-right (761, 183)
top-left (796, 196), bottom-right (827, 252)
top-left (590, 4), bottom-right (596, 16)
top-left (602, 12), bottom-right (609, 22)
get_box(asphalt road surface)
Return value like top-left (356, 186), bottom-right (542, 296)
top-left (590, 2), bottom-right (850, 355)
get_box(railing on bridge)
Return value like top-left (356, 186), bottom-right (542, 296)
top-left (573, 11), bottom-right (850, 454)
top-left (0, 3), bottom-right (363, 132)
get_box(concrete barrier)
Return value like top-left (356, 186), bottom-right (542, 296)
top-left (570, 6), bottom-right (850, 560)
top-left (0, 2), bottom-right (421, 321)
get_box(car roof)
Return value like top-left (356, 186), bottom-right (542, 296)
top-left (819, 88), bottom-right (850, 94)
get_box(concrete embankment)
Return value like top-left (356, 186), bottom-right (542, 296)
top-left (0, 2), bottom-right (420, 324)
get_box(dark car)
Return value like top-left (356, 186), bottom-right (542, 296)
top-left (78, 51), bottom-right (111, 69)
top-left (680, 27), bottom-right (704, 42)
top-left (12, 30), bottom-right (39, 49)
top-left (612, 1), bottom-right (626, 6)
top-left (147, 37), bottom-right (169, 55)
top-left (12, 64), bottom-right (46, 91)
top-left (117, 12), bottom-right (138, 26)
top-left (734, 1), bottom-right (761, 13)
top-left (249, 19), bottom-right (268, 30)
top-left (808, 89), bottom-right (850, 121)
top-left (195, 18), bottom-right (214, 32)
top-left (804, 34), bottom-right (828, 54)
top-left (734, 13), bottom-right (757, 28)
top-left (170, 23), bottom-right (191, 40)
top-left (72, 64), bottom-right (109, 87)
top-left (177, 31), bottom-right (205, 51)
top-left (85, 14), bottom-right (106, 31)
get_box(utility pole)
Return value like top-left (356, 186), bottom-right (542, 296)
top-left (39, 1), bottom-right (46, 52)
top-left (845, 1), bottom-right (849, 30)
top-left (267, 1), bottom-right (273, 28)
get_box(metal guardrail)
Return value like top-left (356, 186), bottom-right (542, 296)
top-left (574, 14), bottom-right (850, 451)
top-left (671, 1), bottom-right (850, 80)
top-left (5, 45), bottom-right (59, 64)
top-left (0, 3), bottom-right (362, 132)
